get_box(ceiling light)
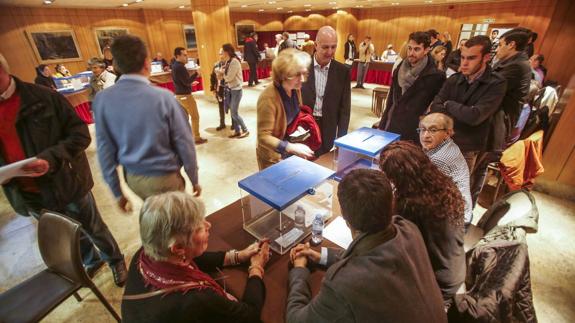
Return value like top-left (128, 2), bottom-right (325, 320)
top-left (287, 10), bottom-right (293, 13)
top-left (178, 5), bottom-right (185, 8)
top-left (43, 0), bottom-right (53, 4)
top-left (305, 8), bottom-right (311, 11)
top-left (277, 7), bottom-right (283, 10)
top-left (122, 3), bottom-right (128, 6)
top-left (392, 2), bottom-right (400, 5)
top-left (258, 9), bottom-right (265, 12)
top-left (355, 4), bottom-right (363, 7)
top-left (304, 4), bottom-right (312, 7)
top-left (241, 4), bottom-right (247, 7)
top-left (425, 0), bottom-right (433, 3)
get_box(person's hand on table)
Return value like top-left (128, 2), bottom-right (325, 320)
top-left (290, 243), bottom-right (320, 268)
top-left (192, 184), bottom-right (202, 197)
top-left (21, 158), bottom-right (50, 177)
top-left (238, 241), bottom-right (261, 263)
top-left (286, 143), bottom-right (314, 159)
top-left (249, 241), bottom-right (270, 278)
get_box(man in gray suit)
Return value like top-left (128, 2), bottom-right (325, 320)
top-left (287, 169), bottom-right (447, 323)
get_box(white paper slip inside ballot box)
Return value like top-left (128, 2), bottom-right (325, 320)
top-left (0, 157), bottom-right (38, 184)
top-left (323, 216), bottom-right (353, 249)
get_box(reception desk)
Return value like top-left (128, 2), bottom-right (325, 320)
top-left (351, 60), bottom-right (394, 86)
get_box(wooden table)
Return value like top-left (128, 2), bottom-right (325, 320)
top-left (206, 154), bottom-right (339, 323)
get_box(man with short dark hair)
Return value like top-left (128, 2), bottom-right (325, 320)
top-left (301, 26), bottom-right (351, 156)
top-left (93, 35), bottom-right (201, 207)
top-left (379, 31), bottom-right (445, 143)
top-left (428, 29), bottom-right (444, 49)
top-left (243, 32), bottom-right (260, 86)
top-left (492, 28), bottom-right (532, 137)
top-left (430, 35), bottom-right (507, 204)
top-left (172, 47), bottom-right (206, 144)
top-left (286, 169), bottom-right (447, 322)
top-left (0, 53), bottom-right (127, 286)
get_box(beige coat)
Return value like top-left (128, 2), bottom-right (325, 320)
top-left (256, 84), bottom-right (302, 170)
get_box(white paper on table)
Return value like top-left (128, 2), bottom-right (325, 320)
top-left (0, 157), bottom-right (39, 184)
top-left (323, 216), bottom-right (353, 249)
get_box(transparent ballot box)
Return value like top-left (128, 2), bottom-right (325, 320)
top-left (238, 156), bottom-right (336, 254)
top-left (333, 127), bottom-right (400, 181)
top-left (54, 71), bottom-right (93, 93)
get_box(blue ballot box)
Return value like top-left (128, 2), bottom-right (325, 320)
top-left (333, 127), bottom-right (400, 181)
top-left (238, 156), bottom-right (336, 254)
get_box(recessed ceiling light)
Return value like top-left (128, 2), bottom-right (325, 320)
top-left (122, 3), bottom-right (128, 6)
top-left (43, 0), bottom-right (53, 4)
top-left (304, 4), bottom-right (312, 7)
top-left (305, 8), bottom-right (311, 11)
top-left (178, 5), bottom-right (185, 8)
top-left (277, 7), bottom-right (283, 10)
top-left (258, 9), bottom-right (265, 12)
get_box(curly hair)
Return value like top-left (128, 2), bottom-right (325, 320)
top-left (379, 141), bottom-right (464, 227)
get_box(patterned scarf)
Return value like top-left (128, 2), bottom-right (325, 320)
top-left (398, 55), bottom-right (428, 95)
top-left (138, 251), bottom-right (237, 301)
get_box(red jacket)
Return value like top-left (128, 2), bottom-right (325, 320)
top-left (286, 104), bottom-right (322, 152)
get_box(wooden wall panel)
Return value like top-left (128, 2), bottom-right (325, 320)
top-left (283, 11), bottom-right (337, 31)
top-left (358, 0), bottom-right (556, 58)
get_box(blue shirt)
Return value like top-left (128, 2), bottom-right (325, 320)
top-left (92, 74), bottom-right (199, 198)
top-left (274, 83), bottom-right (300, 154)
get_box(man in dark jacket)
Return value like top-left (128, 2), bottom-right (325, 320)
top-left (430, 35), bottom-right (507, 205)
top-left (0, 53), bottom-right (127, 286)
top-left (278, 31), bottom-right (297, 53)
top-left (492, 28), bottom-right (532, 134)
top-left (301, 26), bottom-right (351, 157)
top-left (379, 31), bottom-right (446, 143)
top-left (243, 32), bottom-right (260, 87)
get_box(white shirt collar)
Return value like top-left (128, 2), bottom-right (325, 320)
top-left (0, 77), bottom-right (16, 101)
top-left (119, 74), bottom-right (150, 84)
top-left (313, 56), bottom-right (331, 70)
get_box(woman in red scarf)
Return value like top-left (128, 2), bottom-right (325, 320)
top-left (122, 192), bottom-right (270, 323)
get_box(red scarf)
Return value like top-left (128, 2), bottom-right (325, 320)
top-left (138, 251), bottom-right (235, 300)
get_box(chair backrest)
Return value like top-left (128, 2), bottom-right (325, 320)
top-left (476, 189), bottom-right (539, 234)
top-left (38, 211), bottom-right (91, 285)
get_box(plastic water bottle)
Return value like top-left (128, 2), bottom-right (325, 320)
top-left (311, 214), bottom-right (324, 245)
top-left (294, 206), bottom-right (306, 230)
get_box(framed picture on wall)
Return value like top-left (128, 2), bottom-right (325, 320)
top-left (25, 30), bottom-right (82, 64)
top-left (183, 25), bottom-right (197, 49)
top-left (94, 28), bottom-right (129, 55)
top-left (235, 24), bottom-right (255, 47)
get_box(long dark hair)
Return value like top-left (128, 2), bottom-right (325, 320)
top-left (222, 43), bottom-right (238, 60)
top-left (379, 141), bottom-right (464, 227)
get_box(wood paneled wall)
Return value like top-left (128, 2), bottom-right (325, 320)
top-left (358, 0), bottom-right (557, 58)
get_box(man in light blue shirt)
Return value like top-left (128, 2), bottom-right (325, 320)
top-left (93, 35), bottom-right (201, 211)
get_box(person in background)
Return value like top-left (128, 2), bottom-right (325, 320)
top-left (172, 47), bottom-right (207, 145)
top-left (34, 64), bottom-right (56, 90)
top-left (302, 26), bottom-right (351, 156)
top-left (343, 34), bottom-right (357, 67)
top-left (220, 43), bottom-right (250, 138)
top-left (392, 41), bottom-right (408, 74)
top-left (273, 34), bottom-right (283, 58)
top-left (122, 192), bottom-right (270, 323)
top-left (286, 169), bottom-right (447, 322)
top-left (354, 36), bottom-right (374, 89)
top-left (431, 45), bottom-right (447, 72)
top-left (89, 57), bottom-right (116, 101)
top-left (210, 50), bottom-right (228, 131)
top-left (256, 48), bottom-right (314, 170)
top-left (102, 46), bottom-right (115, 73)
top-left (152, 52), bottom-right (170, 71)
top-left (489, 29), bottom-right (500, 60)
top-left (428, 29), bottom-right (444, 49)
top-left (0, 52), bottom-right (127, 287)
top-left (381, 44), bottom-right (397, 62)
top-left (243, 32), bottom-right (260, 87)
top-left (445, 38), bottom-right (468, 74)
top-left (278, 31), bottom-right (297, 53)
top-left (530, 54), bottom-right (546, 86)
top-left (93, 35), bottom-right (201, 206)
top-left (418, 113), bottom-right (473, 226)
top-left (379, 141), bottom-right (465, 308)
top-left (525, 32), bottom-right (537, 58)
top-left (431, 35), bottom-right (507, 206)
top-left (53, 64), bottom-right (71, 78)
top-left (300, 34), bottom-right (315, 56)
top-left (263, 43), bottom-right (275, 60)
top-left (378, 31), bottom-right (445, 143)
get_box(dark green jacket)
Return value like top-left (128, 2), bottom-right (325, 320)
top-left (1, 77), bottom-right (93, 215)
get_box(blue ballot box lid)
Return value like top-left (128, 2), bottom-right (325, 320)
top-left (238, 156), bottom-right (335, 211)
top-left (334, 127), bottom-right (400, 158)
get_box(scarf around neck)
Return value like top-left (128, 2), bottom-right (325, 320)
top-left (138, 250), bottom-right (236, 301)
top-left (398, 55), bottom-right (428, 95)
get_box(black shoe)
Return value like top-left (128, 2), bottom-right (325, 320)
top-left (248, 83), bottom-right (254, 87)
top-left (111, 260), bottom-right (128, 287)
top-left (230, 125), bottom-right (234, 130)
top-left (85, 260), bottom-right (105, 278)
top-left (195, 137), bottom-right (208, 144)
top-left (228, 132), bottom-right (241, 138)
top-left (255, 81), bottom-right (260, 85)
top-left (216, 125), bottom-right (226, 131)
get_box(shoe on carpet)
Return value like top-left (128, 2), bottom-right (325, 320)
top-left (111, 260), bottom-right (128, 287)
top-left (229, 132), bottom-right (241, 138)
top-left (216, 125), bottom-right (226, 131)
top-left (195, 138), bottom-right (208, 144)
top-left (239, 131), bottom-right (250, 138)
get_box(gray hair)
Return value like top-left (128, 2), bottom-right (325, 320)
top-left (421, 112), bottom-right (454, 130)
top-left (139, 191), bottom-right (206, 261)
top-left (0, 53), bottom-right (10, 74)
top-left (88, 57), bottom-right (106, 69)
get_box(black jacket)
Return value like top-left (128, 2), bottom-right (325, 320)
top-left (492, 51), bottom-right (531, 130)
top-left (344, 41), bottom-right (357, 60)
top-left (1, 77), bottom-right (93, 215)
top-left (430, 66), bottom-right (507, 152)
top-left (122, 248), bottom-right (266, 323)
top-left (278, 38), bottom-right (296, 53)
top-left (34, 74), bottom-right (56, 90)
top-left (171, 61), bottom-right (198, 95)
top-left (210, 61), bottom-right (225, 100)
top-left (379, 58), bottom-right (446, 143)
top-left (445, 48), bottom-right (461, 72)
top-left (243, 38), bottom-right (260, 64)
top-left (301, 59), bottom-right (351, 156)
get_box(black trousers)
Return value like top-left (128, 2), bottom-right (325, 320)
top-left (217, 98), bottom-right (226, 127)
top-left (248, 61), bottom-right (258, 85)
top-left (23, 191), bottom-right (123, 268)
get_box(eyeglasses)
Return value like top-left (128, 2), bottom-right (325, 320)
top-left (285, 71), bottom-right (309, 81)
top-left (416, 127), bottom-right (447, 135)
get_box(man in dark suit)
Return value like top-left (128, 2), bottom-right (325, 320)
top-left (301, 26), bottom-right (351, 156)
top-left (379, 31), bottom-right (446, 143)
top-left (243, 32), bottom-right (260, 87)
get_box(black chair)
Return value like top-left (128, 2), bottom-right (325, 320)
top-left (0, 211), bottom-right (121, 323)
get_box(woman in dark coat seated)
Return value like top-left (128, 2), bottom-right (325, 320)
top-left (34, 64), bottom-right (56, 90)
top-left (122, 191), bottom-right (270, 323)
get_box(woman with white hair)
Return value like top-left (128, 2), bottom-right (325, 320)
top-left (256, 48), bottom-right (315, 169)
top-left (122, 192), bottom-right (270, 323)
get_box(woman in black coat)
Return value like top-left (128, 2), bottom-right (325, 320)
top-left (34, 64), bottom-right (56, 90)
